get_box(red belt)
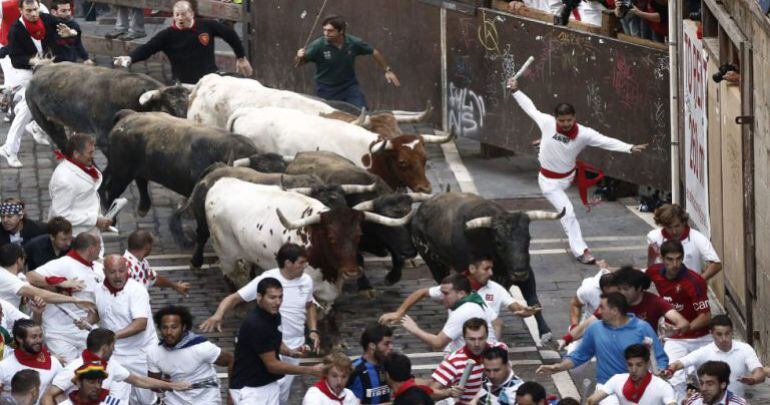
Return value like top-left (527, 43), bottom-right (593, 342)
top-left (540, 161), bottom-right (604, 210)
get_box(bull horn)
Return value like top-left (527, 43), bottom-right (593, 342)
top-left (369, 139), bottom-right (389, 155)
top-left (282, 155), bottom-right (295, 163)
top-left (138, 89), bottom-right (161, 106)
top-left (225, 150), bottom-right (235, 166)
top-left (352, 199), bottom-right (375, 211)
top-left (421, 130), bottom-right (456, 144)
top-left (276, 208), bottom-right (322, 229)
top-left (353, 108), bottom-right (367, 126)
top-left (464, 216), bottom-right (493, 230)
top-left (393, 101), bottom-right (433, 123)
top-left (287, 187), bottom-right (313, 195)
top-left (339, 183), bottom-right (377, 194)
top-left (233, 157), bottom-right (250, 167)
top-left (363, 208), bottom-right (416, 227)
top-left (525, 207), bottom-right (567, 221)
top-left (406, 192), bottom-right (434, 202)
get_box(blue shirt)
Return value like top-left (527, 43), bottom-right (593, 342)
top-left (566, 314), bottom-right (668, 383)
top-left (347, 357), bottom-right (390, 404)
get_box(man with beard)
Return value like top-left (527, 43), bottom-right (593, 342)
top-left (469, 346), bottom-right (524, 405)
top-left (0, 320), bottom-right (62, 400)
top-left (0, 198), bottom-right (45, 247)
top-left (588, 344), bottom-right (676, 405)
top-left (685, 362), bottom-right (747, 405)
top-left (47, 0), bottom-right (90, 64)
top-left (302, 352), bottom-right (359, 404)
top-left (57, 363), bottom-right (120, 405)
top-left (507, 77), bottom-right (648, 264)
top-left (347, 324), bottom-right (393, 404)
top-left (23, 217), bottom-right (72, 271)
top-left (87, 255), bottom-right (155, 404)
top-left (42, 328), bottom-right (190, 405)
top-left (147, 305), bottom-right (232, 405)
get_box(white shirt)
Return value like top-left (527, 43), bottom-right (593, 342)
top-left (48, 160), bottom-right (103, 236)
top-left (237, 268), bottom-right (314, 349)
top-left (576, 268), bottom-right (610, 320)
top-left (429, 280), bottom-right (515, 318)
top-left (51, 355), bottom-right (131, 396)
top-left (577, 0), bottom-right (607, 26)
top-left (646, 228), bottom-right (721, 274)
top-left (94, 279), bottom-right (155, 356)
top-left (0, 298), bottom-right (29, 332)
top-left (0, 269), bottom-right (25, 308)
top-left (33, 256), bottom-right (103, 339)
top-left (441, 301), bottom-right (497, 353)
top-left (598, 373), bottom-right (676, 405)
top-left (147, 341), bottom-right (222, 405)
top-left (679, 341), bottom-right (762, 397)
top-left (685, 391), bottom-right (748, 405)
top-left (302, 385), bottom-right (360, 405)
top-left (0, 351), bottom-right (62, 401)
top-left (513, 91), bottom-right (633, 173)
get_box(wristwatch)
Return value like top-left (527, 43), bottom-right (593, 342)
top-left (385, 66), bottom-right (393, 73)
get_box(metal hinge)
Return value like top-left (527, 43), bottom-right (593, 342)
top-left (735, 116), bottom-right (754, 125)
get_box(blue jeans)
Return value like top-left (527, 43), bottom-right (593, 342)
top-left (316, 80), bottom-right (367, 110)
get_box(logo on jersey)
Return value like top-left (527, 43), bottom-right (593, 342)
top-left (486, 294), bottom-right (494, 301)
top-left (198, 33), bottom-right (210, 46)
top-left (552, 133), bottom-right (572, 144)
top-left (323, 50), bottom-right (332, 60)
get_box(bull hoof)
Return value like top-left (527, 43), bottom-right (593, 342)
top-left (357, 289), bottom-right (376, 299)
top-left (385, 270), bottom-right (402, 286)
top-left (189, 265), bottom-right (204, 274)
top-left (137, 208), bottom-right (149, 218)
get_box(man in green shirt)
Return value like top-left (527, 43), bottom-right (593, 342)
top-left (295, 15), bottom-right (400, 109)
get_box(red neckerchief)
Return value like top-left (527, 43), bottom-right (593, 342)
top-left (463, 344), bottom-right (487, 364)
top-left (103, 277), bottom-right (126, 296)
top-left (53, 150), bottom-right (100, 180)
top-left (556, 122), bottom-right (579, 139)
top-left (462, 271), bottom-right (484, 291)
top-left (171, 20), bottom-right (196, 31)
top-left (67, 249), bottom-right (94, 268)
top-left (14, 346), bottom-right (52, 370)
top-left (22, 16), bottom-right (46, 41)
top-left (393, 378), bottom-right (434, 399)
top-left (81, 349), bottom-right (108, 368)
top-left (662, 226), bottom-right (690, 241)
top-left (313, 379), bottom-right (346, 403)
top-left (67, 389), bottom-right (110, 405)
top-left (622, 371), bottom-right (653, 403)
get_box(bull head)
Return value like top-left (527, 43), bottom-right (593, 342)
top-left (464, 208), bottom-right (565, 230)
top-left (138, 85), bottom-right (191, 118)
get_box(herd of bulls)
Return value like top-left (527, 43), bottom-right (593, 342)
top-left (28, 62), bottom-right (565, 348)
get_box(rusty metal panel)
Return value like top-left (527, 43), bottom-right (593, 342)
top-left (252, 0), bottom-right (442, 118)
top-left (445, 9), bottom-right (671, 190)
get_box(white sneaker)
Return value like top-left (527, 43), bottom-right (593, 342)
top-left (0, 147), bottom-right (22, 168)
top-left (26, 121), bottom-right (50, 146)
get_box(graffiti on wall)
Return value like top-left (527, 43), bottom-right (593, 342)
top-left (448, 82), bottom-right (486, 137)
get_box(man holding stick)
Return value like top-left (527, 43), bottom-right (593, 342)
top-left (507, 75), bottom-right (647, 264)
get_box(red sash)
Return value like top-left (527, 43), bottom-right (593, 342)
top-left (622, 372), bottom-right (653, 403)
top-left (540, 161), bottom-right (604, 210)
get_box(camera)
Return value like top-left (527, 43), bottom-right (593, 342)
top-left (555, 0), bottom-right (583, 26)
top-left (616, 0), bottom-right (633, 18)
top-left (712, 63), bottom-right (738, 83)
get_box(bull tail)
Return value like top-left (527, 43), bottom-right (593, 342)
top-left (168, 194), bottom-right (195, 248)
top-left (113, 109), bottom-right (136, 127)
top-left (226, 108), bottom-right (253, 133)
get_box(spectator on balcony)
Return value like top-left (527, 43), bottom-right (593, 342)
top-left (627, 0), bottom-right (668, 42)
top-left (104, 5), bottom-right (145, 41)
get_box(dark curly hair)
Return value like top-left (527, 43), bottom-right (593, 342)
top-left (153, 305), bottom-right (194, 330)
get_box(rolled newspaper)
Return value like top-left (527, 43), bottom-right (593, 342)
top-left (513, 56), bottom-right (535, 80)
top-left (643, 337), bottom-right (659, 374)
top-left (104, 198), bottom-right (128, 233)
top-left (458, 359), bottom-right (476, 388)
top-left (56, 305), bottom-right (92, 331)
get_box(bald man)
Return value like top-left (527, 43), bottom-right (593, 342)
top-left (88, 254), bottom-right (157, 403)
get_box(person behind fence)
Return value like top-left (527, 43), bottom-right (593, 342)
top-left (295, 14), bottom-right (401, 109)
top-left (0, 0), bottom-right (77, 168)
top-left (302, 352), bottom-right (360, 405)
top-left (148, 305), bottom-right (232, 405)
top-left (587, 344), bottom-right (676, 405)
top-left (113, 0), bottom-right (253, 84)
top-left (122, 230), bottom-right (190, 297)
top-left (47, 0), bottom-right (90, 64)
top-left (684, 361), bottom-right (747, 405)
top-left (622, 0), bottom-right (668, 43)
top-left (23, 216), bottom-right (71, 271)
top-left (506, 77), bottom-right (648, 265)
top-left (103, 5), bottom-right (145, 42)
top-left (347, 324), bottom-right (394, 404)
top-left (2, 369), bottom-right (40, 405)
top-left (0, 198), bottom-right (45, 248)
top-left (0, 319), bottom-right (63, 402)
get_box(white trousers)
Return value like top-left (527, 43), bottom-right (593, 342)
top-left (112, 351), bottom-right (157, 405)
top-left (0, 54), bottom-right (25, 89)
top-left (538, 172), bottom-right (588, 257)
top-left (664, 334), bottom-right (713, 402)
top-left (1, 70), bottom-right (34, 157)
top-left (230, 381), bottom-right (281, 405)
top-left (278, 355), bottom-right (299, 404)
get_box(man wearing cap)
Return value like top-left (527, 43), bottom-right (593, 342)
top-left (0, 198), bottom-right (46, 248)
top-left (57, 361), bottom-right (121, 405)
top-left (0, 319), bottom-right (62, 401)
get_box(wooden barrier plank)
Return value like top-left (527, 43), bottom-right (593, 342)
top-left (88, 0), bottom-right (246, 22)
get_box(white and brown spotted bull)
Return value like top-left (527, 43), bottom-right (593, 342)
top-left (27, 63), bottom-right (191, 150)
top-left (411, 193), bottom-right (565, 339)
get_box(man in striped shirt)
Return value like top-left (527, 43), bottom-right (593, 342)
top-left (430, 318), bottom-right (506, 404)
top-left (685, 361), bottom-right (747, 405)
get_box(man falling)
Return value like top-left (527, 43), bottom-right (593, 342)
top-left (507, 77), bottom-right (647, 264)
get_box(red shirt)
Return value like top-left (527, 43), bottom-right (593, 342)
top-left (593, 291), bottom-right (673, 331)
top-left (1, 1), bottom-right (21, 46)
top-left (645, 264), bottom-right (710, 339)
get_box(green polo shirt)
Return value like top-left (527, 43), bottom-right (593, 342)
top-left (304, 34), bottom-right (374, 87)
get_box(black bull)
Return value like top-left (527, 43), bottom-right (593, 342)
top-left (100, 110), bottom-right (283, 216)
top-left (411, 193), bottom-right (565, 337)
top-left (26, 63), bottom-right (190, 150)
